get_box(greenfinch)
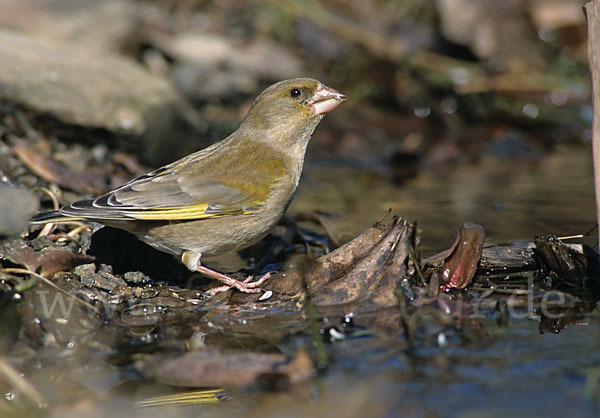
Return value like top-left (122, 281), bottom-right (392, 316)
top-left (31, 78), bottom-right (347, 293)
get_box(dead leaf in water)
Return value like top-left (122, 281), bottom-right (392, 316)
top-left (149, 347), bottom-right (312, 388)
top-left (267, 216), bottom-right (414, 312)
top-left (430, 223), bottom-right (485, 293)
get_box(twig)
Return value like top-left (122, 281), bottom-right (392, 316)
top-left (47, 233), bottom-right (81, 246)
top-left (68, 224), bottom-right (91, 237)
top-left (33, 187), bottom-right (60, 211)
top-left (0, 357), bottom-right (46, 407)
top-left (32, 187), bottom-right (60, 236)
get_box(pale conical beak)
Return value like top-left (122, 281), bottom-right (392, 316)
top-left (309, 84), bottom-right (348, 116)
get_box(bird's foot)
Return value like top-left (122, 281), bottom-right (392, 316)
top-left (205, 272), bottom-right (272, 296)
top-left (196, 263), bottom-right (272, 295)
top-left (241, 272), bottom-right (271, 288)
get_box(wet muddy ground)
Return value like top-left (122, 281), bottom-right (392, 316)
top-left (2, 143), bottom-right (599, 417)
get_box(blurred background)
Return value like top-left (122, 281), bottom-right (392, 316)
top-left (0, 0), bottom-right (594, 252)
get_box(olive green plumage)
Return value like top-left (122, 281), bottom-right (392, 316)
top-left (31, 78), bottom-right (347, 292)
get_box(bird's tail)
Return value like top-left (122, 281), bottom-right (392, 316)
top-left (30, 211), bottom-right (83, 224)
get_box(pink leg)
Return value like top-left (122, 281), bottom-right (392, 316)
top-left (195, 264), bottom-right (271, 294)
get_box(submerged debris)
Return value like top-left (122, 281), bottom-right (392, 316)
top-left (143, 347), bottom-right (312, 388)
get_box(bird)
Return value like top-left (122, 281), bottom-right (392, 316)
top-left (30, 78), bottom-right (347, 294)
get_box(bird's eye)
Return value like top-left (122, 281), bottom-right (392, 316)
top-left (290, 88), bottom-right (301, 98)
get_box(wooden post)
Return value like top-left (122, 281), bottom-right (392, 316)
top-left (585, 0), bottom-right (600, 248)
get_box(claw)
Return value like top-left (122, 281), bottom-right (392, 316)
top-left (196, 264), bottom-right (272, 295)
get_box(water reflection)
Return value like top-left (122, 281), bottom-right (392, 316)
top-left (294, 145), bottom-right (595, 254)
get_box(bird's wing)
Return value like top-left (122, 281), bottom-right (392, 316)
top-left (60, 142), bottom-right (286, 221)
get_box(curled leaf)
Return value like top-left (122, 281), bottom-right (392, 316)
top-left (438, 223), bottom-right (485, 292)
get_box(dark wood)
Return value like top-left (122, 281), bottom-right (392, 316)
top-left (585, 0), bottom-right (600, 247)
top-left (478, 243), bottom-right (537, 272)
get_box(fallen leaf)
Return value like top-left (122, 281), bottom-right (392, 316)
top-left (151, 347), bottom-right (312, 388)
top-left (0, 237), bottom-right (95, 275)
top-left (267, 216), bottom-right (414, 312)
top-left (13, 139), bottom-right (108, 194)
top-left (438, 222), bottom-right (485, 292)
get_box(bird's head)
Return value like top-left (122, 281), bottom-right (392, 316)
top-left (239, 78), bottom-right (347, 153)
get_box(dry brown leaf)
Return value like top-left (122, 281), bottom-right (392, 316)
top-left (13, 140), bottom-right (108, 194)
top-left (267, 216), bottom-right (414, 312)
top-left (0, 237), bottom-right (94, 275)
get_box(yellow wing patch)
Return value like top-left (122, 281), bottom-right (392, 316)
top-left (126, 203), bottom-right (253, 220)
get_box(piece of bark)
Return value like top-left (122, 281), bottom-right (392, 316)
top-left (584, 0), bottom-right (600, 247)
top-left (534, 236), bottom-right (600, 288)
top-left (427, 242), bottom-right (537, 284)
top-left (478, 243), bottom-right (537, 272)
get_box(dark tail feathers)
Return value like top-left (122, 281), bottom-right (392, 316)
top-left (30, 210), bottom-right (77, 224)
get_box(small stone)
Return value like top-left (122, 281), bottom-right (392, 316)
top-left (0, 29), bottom-right (199, 165)
top-left (94, 271), bottom-right (127, 291)
top-left (72, 263), bottom-right (97, 277)
top-left (0, 184), bottom-right (38, 238)
top-left (109, 286), bottom-right (130, 298)
top-left (29, 235), bottom-right (54, 251)
top-left (73, 263), bottom-right (99, 288)
top-left (123, 271), bottom-right (151, 285)
top-left (258, 290), bottom-right (273, 301)
top-left (75, 264), bottom-right (127, 291)
top-left (80, 273), bottom-right (97, 288)
top-left (98, 264), bottom-right (113, 274)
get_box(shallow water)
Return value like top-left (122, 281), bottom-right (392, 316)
top-left (294, 144), bottom-right (596, 254)
top-left (5, 143), bottom-right (600, 418)
top-left (13, 301), bottom-right (600, 418)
